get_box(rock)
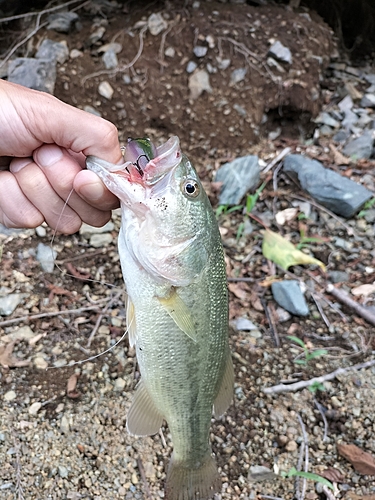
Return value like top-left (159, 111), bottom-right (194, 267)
top-left (360, 93), bottom-right (375, 108)
top-left (315, 112), bottom-right (340, 128)
top-left (285, 440), bottom-right (298, 452)
top-left (36, 39), bottom-right (69, 64)
top-left (276, 307), bottom-right (292, 322)
top-left (217, 57), bottom-right (231, 70)
top-left (0, 293), bottom-right (25, 316)
top-left (328, 271), bottom-right (349, 283)
top-left (215, 155), bottom-right (260, 205)
top-left (186, 61), bottom-right (197, 73)
top-left (83, 105), bottom-right (102, 117)
top-left (47, 11), bottom-right (79, 33)
top-left (248, 465), bottom-right (276, 482)
top-left (80, 221), bottom-right (114, 238)
top-left (230, 67), bottom-right (247, 85)
top-left (60, 415), bottom-right (70, 434)
top-left (102, 49), bottom-right (118, 70)
top-left (33, 356), bottom-right (48, 370)
top-left (8, 58), bottom-right (57, 94)
top-left (89, 26), bottom-right (106, 45)
top-left (283, 154), bottom-right (373, 217)
top-left (36, 243), bottom-right (57, 273)
top-left (148, 13), bottom-right (167, 36)
top-left (29, 402), bottom-right (42, 415)
top-left (113, 378), bottom-right (126, 392)
top-left (188, 69), bottom-right (212, 99)
top-left (232, 317), bottom-right (258, 331)
top-left (271, 280), bottom-right (309, 316)
top-left (58, 465), bottom-right (69, 478)
top-left (164, 47), bottom-right (175, 58)
top-left (98, 81), bottom-right (114, 100)
top-left (7, 326), bottom-right (34, 342)
top-left (333, 129), bottom-right (350, 143)
top-left (193, 46), bottom-right (208, 58)
top-left (89, 233), bottom-right (113, 248)
top-left (98, 42), bottom-right (122, 55)
top-left (4, 390), bottom-right (16, 402)
top-left (35, 225), bottom-right (47, 237)
top-left (343, 130), bottom-right (374, 160)
top-left (338, 94), bottom-right (353, 112)
top-left (268, 40), bottom-right (292, 64)
top-left (342, 109), bottom-right (358, 129)
top-left (70, 48), bottom-right (83, 59)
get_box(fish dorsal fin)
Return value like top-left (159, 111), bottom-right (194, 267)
top-left (126, 295), bottom-right (137, 348)
top-left (157, 288), bottom-right (197, 342)
top-left (126, 380), bottom-right (164, 436)
top-left (213, 351), bottom-right (234, 418)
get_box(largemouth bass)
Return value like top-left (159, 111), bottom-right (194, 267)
top-left (86, 136), bottom-right (233, 500)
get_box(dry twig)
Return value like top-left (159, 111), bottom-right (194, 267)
top-left (263, 359), bottom-right (375, 394)
top-left (314, 398), bottom-right (328, 442)
top-left (136, 457), bottom-right (152, 500)
top-left (86, 289), bottom-right (123, 347)
top-left (295, 413), bottom-right (308, 500)
top-left (326, 284), bottom-right (375, 327)
top-left (263, 147), bottom-right (292, 174)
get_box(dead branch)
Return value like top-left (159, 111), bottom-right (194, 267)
top-left (311, 292), bottom-right (331, 329)
top-left (314, 398), bottom-right (328, 442)
top-left (260, 297), bottom-right (280, 347)
top-left (263, 147), bottom-right (292, 174)
top-left (136, 457), bottom-right (152, 500)
top-left (326, 283), bottom-right (375, 327)
top-left (263, 359), bottom-right (375, 394)
top-left (295, 413), bottom-right (308, 500)
top-left (86, 289), bottom-right (123, 347)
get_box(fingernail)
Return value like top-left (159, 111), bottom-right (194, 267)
top-left (35, 144), bottom-right (63, 167)
top-left (79, 181), bottom-right (105, 201)
top-left (9, 158), bottom-right (33, 173)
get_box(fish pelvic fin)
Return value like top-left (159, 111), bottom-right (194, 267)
top-left (157, 288), bottom-right (197, 342)
top-left (213, 351), bottom-right (234, 418)
top-left (126, 380), bottom-right (163, 436)
top-left (165, 452), bottom-right (221, 500)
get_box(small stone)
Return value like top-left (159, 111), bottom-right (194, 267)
top-left (217, 57), bottom-right (231, 70)
top-left (33, 356), bottom-right (48, 370)
top-left (8, 58), bottom-right (57, 94)
top-left (215, 155), bottom-right (260, 205)
top-left (58, 465), bottom-right (69, 478)
top-left (164, 47), bottom-right (175, 58)
top-left (277, 435), bottom-right (289, 446)
top-left (186, 61), bottom-right (197, 74)
top-left (29, 402), bottom-right (42, 415)
top-left (60, 415), bottom-right (70, 433)
top-left (230, 67), bottom-right (247, 85)
top-left (188, 69), bottom-right (212, 99)
top-left (285, 440), bottom-right (298, 452)
top-left (47, 11), bottom-right (79, 33)
top-left (89, 233), bottom-right (113, 248)
top-left (53, 358), bottom-right (68, 368)
top-left (98, 42), bottom-right (122, 54)
top-left (8, 326), bottom-right (34, 342)
top-left (271, 280), bottom-right (309, 316)
top-left (70, 48), bottom-right (83, 59)
top-left (343, 130), bottom-right (374, 160)
top-left (36, 243), bottom-right (57, 273)
top-left (268, 40), bottom-right (292, 64)
top-left (114, 378), bottom-right (126, 392)
top-left (338, 94), bottom-right (353, 112)
top-left (89, 26), bottom-right (106, 44)
top-left (328, 271), bottom-right (349, 283)
top-left (249, 330), bottom-right (262, 339)
top-left (193, 46), bottom-right (208, 58)
top-left (361, 93), bottom-right (375, 108)
top-left (83, 105), bottom-right (102, 117)
top-left (98, 81), bottom-right (114, 100)
top-left (36, 39), bottom-right (69, 64)
top-left (35, 225), bottom-right (47, 237)
top-left (232, 317), bottom-right (258, 331)
top-left (4, 390), bottom-right (16, 402)
top-left (314, 112), bottom-right (340, 128)
top-left (102, 49), bottom-right (118, 70)
top-left (275, 307), bottom-right (291, 322)
top-left (0, 293), bottom-right (25, 316)
top-left (148, 13), bottom-right (167, 36)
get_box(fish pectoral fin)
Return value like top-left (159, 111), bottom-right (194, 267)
top-left (126, 381), bottom-right (163, 436)
top-left (213, 351), bottom-right (234, 418)
top-left (157, 289), bottom-right (197, 342)
top-left (126, 295), bottom-right (137, 348)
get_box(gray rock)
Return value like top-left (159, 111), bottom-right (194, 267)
top-left (230, 67), bottom-right (247, 85)
top-left (338, 94), bottom-right (353, 112)
top-left (8, 58), bottom-right (57, 94)
top-left (89, 233), bottom-right (113, 248)
top-left (98, 81), bottom-right (114, 100)
top-left (102, 49), bottom-right (118, 70)
top-left (333, 129), bottom-right (350, 143)
top-left (186, 61), bottom-right (197, 74)
top-left (343, 130), bottom-right (374, 160)
top-left (36, 243), bottom-right (57, 273)
top-left (113, 378), bottom-right (126, 392)
top-left (232, 317), bottom-right (258, 331)
top-left (148, 13), bottom-right (167, 36)
top-left (47, 11), bottom-right (79, 33)
top-left (4, 390), bottom-right (17, 402)
top-left (315, 112), bottom-right (340, 128)
top-left (193, 46), bottom-right (208, 58)
top-left (283, 154), bottom-right (373, 218)
top-left (89, 26), bottom-right (106, 45)
top-left (58, 465), bottom-right (69, 478)
top-left (328, 271), bottom-right (349, 283)
top-left (268, 41), bottom-right (292, 64)
top-left (188, 69), bottom-right (212, 100)
top-left (217, 57), bottom-right (231, 70)
top-left (83, 105), bottom-right (102, 117)
top-left (215, 155), bottom-right (260, 205)
top-left (0, 293), bottom-right (25, 316)
top-left (364, 74), bottom-right (375, 85)
top-left (36, 39), bottom-right (69, 64)
top-left (342, 109), bottom-right (358, 129)
top-left (361, 93), bottom-right (375, 108)
top-left (271, 280), bottom-right (309, 316)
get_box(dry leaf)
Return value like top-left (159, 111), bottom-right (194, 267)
top-left (228, 282), bottom-right (249, 301)
top-left (275, 207), bottom-right (298, 225)
top-left (337, 443), bottom-right (375, 475)
top-left (351, 283), bottom-right (375, 296)
top-left (320, 467), bottom-right (345, 483)
top-left (67, 373), bottom-right (80, 398)
top-left (329, 143), bottom-right (350, 166)
top-left (0, 341), bottom-right (30, 368)
top-left (262, 229), bottom-right (326, 271)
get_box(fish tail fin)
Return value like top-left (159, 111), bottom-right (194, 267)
top-left (165, 452), bottom-right (221, 500)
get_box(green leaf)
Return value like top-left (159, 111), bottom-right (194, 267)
top-left (262, 229), bottom-right (326, 271)
top-left (305, 349), bottom-right (328, 361)
top-left (284, 467), bottom-right (334, 490)
top-left (308, 382), bottom-right (326, 393)
top-left (287, 336), bottom-right (306, 348)
top-left (236, 222), bottom-right (245, 242)
top-left (246, 181), bottom-right (267, 213)
top-left (294, 359), bottom-right (307, 365)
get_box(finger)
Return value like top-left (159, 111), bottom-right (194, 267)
top-left (73, 169), bottom-right (120, 211)
top-left (9, 157), bottom-right (81, 234)
top-left (0, 170), bottom-right (44, 228)
top-left (33, 144), bottom-right (114, 227)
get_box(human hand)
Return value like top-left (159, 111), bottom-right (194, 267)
top-left (0, 80), bottom-right (123, 233)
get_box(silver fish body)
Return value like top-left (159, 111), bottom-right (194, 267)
top-left (86, 136), bottom-right (233, 500)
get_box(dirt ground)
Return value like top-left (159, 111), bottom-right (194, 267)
top-left (1, 1), bottom-right (375, 499)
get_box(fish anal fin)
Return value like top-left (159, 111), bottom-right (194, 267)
top-left (157, 289), bottom-right (196, 342)
top-left (166, 452), bottom-right (221, 500)
top-left (126, 295), bottom-right (137, 347)
top-left (213, 352), bottom-right (234, 418)
top-left (126, 381), bottom-right (163, 436)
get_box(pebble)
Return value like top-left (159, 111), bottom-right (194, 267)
top-left (215, 155), bottom-right (260, 205)
top-left (328, 270), bottom-right (349, 283)
top-left (33, 356), bottom-right (48, 369)
top-left (36, 39), bottom-right (69, 64)
top-left (342, 130), bottom-right (374, 159)
top-left (29, 402), bottom-right (43, 415)
top-left (113, 378), bottom-right (126, 392)
top-left (98, 81), bottom-right (114, 100)
top-left (102, 49), bottom-right (118, 70)
top-left (0, 293), bottom-right (25, 316)
top-left (60, 415), bottom-right (70, 434)
top-left (36, 242), bottom-right (57, 273)
top-left (89, 233), bottom-right (113, 248)
top-left (193, 46), bottom-right (208, 58)
top-left (58, 465), bottom-right (69, 478)
top-left (3, 390), bottom-right (16, 402)
top-left (186, 61), bottom-right (197, 73)
top-left (232, 317), bottom-right (258, 331)
top-left (148, 13), bottom-right (168, 36)
top-left (7, 325), bottom-right (34, 342)
top-left (164, 47), bottom-right (175, 58)
top-left (35, 225), bottom-right (47, 237)
top-left (89, 26), bottom-right (106, 45)
top-left (188, 69), bottom-right (212, 99)
top-left (268, 40), bottom-right (292, 64)
top-left (361, 93), bottom-right (375, 108)
top-left (8, 57), bottom-right (57, 94)
top-left (47, 11), bottom-right (79, 33)
top-left (271, 280), bottom-right (309, 316)
top-left (70, 48), bottom-right (83, 59)
top-left (230, 67), bottom-right (247, 85)
top-left (285, 440), bottom-right (298, 452)
top-left (83, 105), bottom-right (102, 117)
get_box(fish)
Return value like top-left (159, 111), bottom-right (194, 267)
top-left (86, 136), bottom-right (233, 500)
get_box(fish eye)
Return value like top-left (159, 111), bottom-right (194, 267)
top-left (182, 179), bottom-right (200, 198)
